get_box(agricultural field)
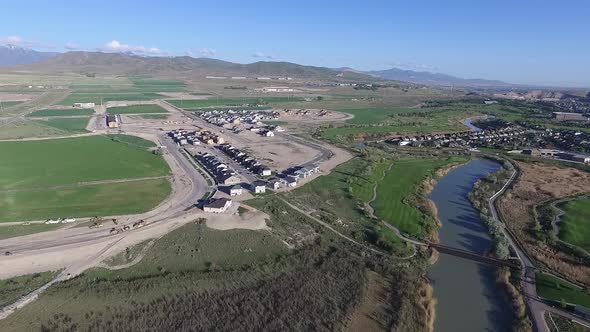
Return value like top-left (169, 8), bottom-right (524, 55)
top-left (536, 273), bottom-right (590, 308)
top-left (138, 114), bottom-right (169, 119)
top-left (107, 104), bottom-right (168, 114)
top-left (0, 178), bottom-right (171, 221)
top-left (0, 135), bottom-right (168, 190)
top-left (0, 271), bottom-right (59, 308)
top-left (167, 96), bottom-right (303, 108)
top-left (557, 197), bottom-right (590, 252)
top-left (106, 134), bottom-right (157, 148)
top-left (0, 120), bottom-right (65, 140)
top-left (26, 108), bottom-right (94, 117)
top-left (340, 107), bottom-right (421, 125)
top-left (0, 223), bottom-right (62, 240)
top-left (0, 101), bottom-right (23, 108)
top-left (35, 117), bottom-right (90, 133)
top-left (0, 135), bottom-right (171, 221)
top-left (59, 91), bottom-right (165, 105)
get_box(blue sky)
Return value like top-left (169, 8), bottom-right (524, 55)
top-left (2, 0), bottom-right (589, 87)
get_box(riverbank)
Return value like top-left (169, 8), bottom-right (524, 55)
top-left (427, 158), bottom-right (514, 331)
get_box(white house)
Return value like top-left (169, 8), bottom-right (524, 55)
top-left (268, 179), bottom-right (281, 190)
top-left (286, 177), bottom-right (298, 187)
top-left (261, 168), bottom-right (272, 176)
top-left (203, 198), bottom-right (232, 213)
top-left (251, 181), bottom-right (266, 194)
top-left (230, 185), bottom-right (243, 196)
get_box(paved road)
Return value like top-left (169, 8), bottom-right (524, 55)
top-left (487, 164), bottom-right (590, 331)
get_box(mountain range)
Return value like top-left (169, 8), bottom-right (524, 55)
top-left (366, 68), bottom-right (512, 87)
top-left (0, 45), bottom-right (59, 66)
top-left (0, 45), bottom-right (512, 87)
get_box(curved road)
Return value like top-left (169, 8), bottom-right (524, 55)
top-left (487, 162), bottom-right (590, 332)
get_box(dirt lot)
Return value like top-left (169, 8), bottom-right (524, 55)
top-left (498, 161), bottom-right (590, 284)
top-left (237, 139), bottom-right (319, 172)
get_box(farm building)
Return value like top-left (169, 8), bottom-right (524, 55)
top-left (73, 102), bottom-right (95, 109)
top-left (230, 185), bottom-right (243, 196)
top-left (106, 114), bottom-right (120, 128)
top-left (260, 86), bottom-right (294, 92)
top-left (203, 198), bottom-right (233, 213)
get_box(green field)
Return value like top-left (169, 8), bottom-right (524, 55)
top-left (138, 114), bottom-right (169, 119)
top-left (0, 135), bottom-right (169, 190)
top-left (372, 157), bottom-right (466, 238)
top-left (0, 178), bottom-right (171, 221)
top-left (537, 273), bottom-right (590, 308)
top-left (0, 224), bottom-right (62, 240)
top-left (106, 134), bottom-right (156, 148)
top-left (340, 107), bottom-right (418, 125)
top-left (107, 104), bottom-right (168, 114)
top-left (59, 92), bottom-right (165, 105)
top-left (557, 197), bottom-right (590, 252)
top-left (27, 108), bottom-right (94, 117)
top-left (167, 96), bottom-right (303, 108)
top-left (0, 271), bottom-right (59, 308)
top-left (283, 156), bottom-right (412, 254)
top-left (128, 75), bottom-right (186, 92)
top-left (0, 101), bottom-right (24, 108)
top-left (34, 117), bottom-right (90, 133)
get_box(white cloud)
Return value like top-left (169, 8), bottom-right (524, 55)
top-left (389, 61), bottom-right (438, 72)
top-left (0, 36), bottom-right (23, 44)
top-left (252, 52), bottom-right (275, 60)
top-left (98, 40), bottom-right (164, 55)
top-left (65, 42), bottom-right (80, 50)
top-left (199, 48), bottom-right (216, 57)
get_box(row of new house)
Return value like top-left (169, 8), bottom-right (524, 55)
top-left (226, 165), bottom-right (322, 197)
top-left (217, 143), bottom-right (272, 177)
top-left (196, 109), bottom-right (280, 127)
top-left (388, 128), bottom-right (539, 148)
top-left (195, 152), bottom-right (241, 186)
top-left (168, 129), bottom-right (224, 146)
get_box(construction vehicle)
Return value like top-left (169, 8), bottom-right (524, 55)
top-left (109, 225), bottom-right (131, 235)
top-left (132, 220), bottom-right (147, 229)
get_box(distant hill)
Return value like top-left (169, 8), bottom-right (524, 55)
top-left (14, 51), bottom-right (376, 81)
top-left (0, 44), bottom-right (59, 66)
top-left (367, 67), bottom-right (512, 87)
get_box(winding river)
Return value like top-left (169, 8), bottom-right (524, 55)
top-left (428, 158), bottom-right (514, 331)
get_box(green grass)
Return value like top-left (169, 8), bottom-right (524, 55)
top-left (283, 157), bottom-right (411, 254)
top-left (138, 114), bottom-right (169, 119)
top-left (0, 271), bottom-right (59, 308)
top-left (557, 197), bottom-right (590, 252)
top-left (537, 273), bottom-right (590, 308)
top-left (0, 135), bottom-right (170, 191)
top-left (339, 107), bottom-right (419, 125)
top-left (128, 75), bottom-right (186, 92)
top-left (167, 96), bottom-right (303, 108)
top-left (107, 104), bottom-right (168, 114)
top-left (372, 157), bottom-right (466, 238)
top-left (0, 101), bottom-right (24, 108)
top-left (26, 109), bottom-right (94, 117)
top-left (106, 134), bottom-right (156, 148)
top-left (34, 117), bottom-right (90, 133)
top-left (59, 92), bottom-right (165, 105)
top-left (0, 178), bottom-right (171, 222)
top-left (0, 224), bottom-right (62, 240)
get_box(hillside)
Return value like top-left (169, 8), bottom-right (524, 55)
top-left (0, 45), bottom-right (59, 66)
top-left (14, 51), bottom-right (376, 81)
top-left (368, 67), bottom-right (511, 87)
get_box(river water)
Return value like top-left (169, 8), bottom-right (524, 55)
top-left (428, 158), bottom-right (514, 332)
